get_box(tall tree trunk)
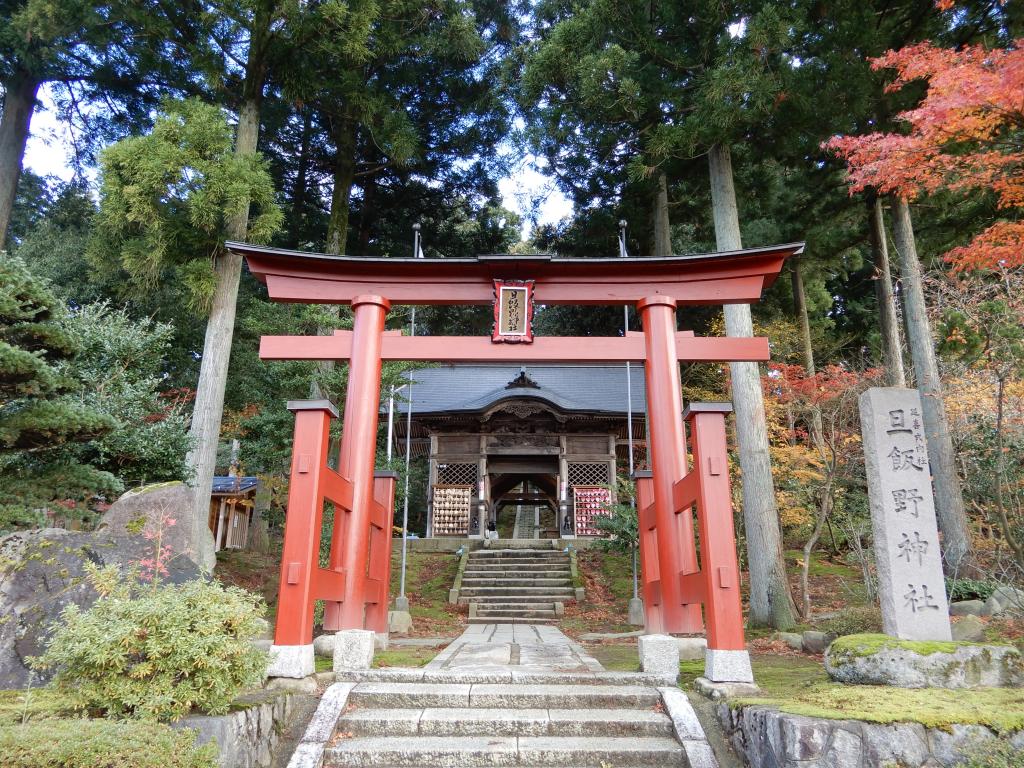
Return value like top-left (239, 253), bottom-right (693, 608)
top-left (288, 108), bottom-right (313, 248)
top-left (791, 257), bottom-right (825, 451)
top-left (358, 174), bottom-right (376, 253)
top-left (0, 69), bottom-right (41, 250)
top-left (326, 113), bottom-right (357, 254)
top-left (869, 196), bottom-right (906, 387)
top-left (890, 197), bottom-right (977, 575)
top-left (790, 258), bottom-right (815, 376)
top-left (310, 114), bottom-right (358, 399)
top-left (185, 5), bottom-right (273, 570)
top-left (652, 170), bottom-right (671, 256)
top-left (709, 143), bottom-right (797, 630)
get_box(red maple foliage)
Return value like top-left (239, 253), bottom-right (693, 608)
top-left (824, 40), bottom-right (1024, 271)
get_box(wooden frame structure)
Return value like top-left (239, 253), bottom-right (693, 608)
top-left (235, 241), bottom-right (802, 681)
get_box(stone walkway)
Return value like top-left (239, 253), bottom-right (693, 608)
top-left (425, 623), bottom-right (603, 675)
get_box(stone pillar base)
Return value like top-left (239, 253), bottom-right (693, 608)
top-left (267, 644), bottom-right (315, 679)
top-left (394, 596), bottom-right (410, 612)
top-left (704, 648), bottom-right (754, 683)
top-left (628, 597), bottom-right (645, 626)
top-left (639, 634), bottom-right (680, 679)
top-left (388, 610), bottom-right (413, 634)
top-left (333, 629), bottom-right (375, 672)
top-left (374, 632), bottom-right (389, 652)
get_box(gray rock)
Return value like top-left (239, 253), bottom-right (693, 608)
top-left (778, 632), bottom-right (804, 651)
top-left (802, 631), bottom-right (833, 654)
top-left (0, 527), bottom-right (201, 688)
top-left (676, 637), bottom-right (707, 661)
top-left (388, 610), bottom-right (413, 634)
top-left (949, 600), bottom-right (986, 617)
top-left (333, 629), bottom-right (375, 671)
top-left (951, 615), bottom-right (986, 642)
top-left (928, 724), bottom-right (997, 767)
top-left (96, 482), bottom-right (215, 573)
top-left (862, 722), bottom-right (929, 768)
top-left (265, 675), bottom-right (318, 694)
top-left (779, 714), bottom-right (830, 761)
top-left (825, 639), bottom-right (1024, 688)
top-left (990, 586), bottom-right (1024, 616)
top-left (313, 634), bottom-right (336, 658)
top-left (628, 597), bottom-right (645, 626)
top-left (821, 725), bottom-right (863, 768)
top-left (983, 595), bottom-right (1003, 617)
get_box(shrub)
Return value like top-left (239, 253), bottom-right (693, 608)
top-left (958, 738), bottom-right (1024, 768)
top-left (946, 577), bottom-right (998, 602)
top-left (32, 564), bottom-right (267, 722)
top-left (0, 719), bottom-right (217, 767)
top-left (819, 605), bottom-right (883, 637)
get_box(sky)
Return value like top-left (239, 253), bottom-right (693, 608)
top-left (22, 89), bottom-right (574, 242)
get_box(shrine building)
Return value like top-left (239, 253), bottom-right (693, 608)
top-left (388, 363), bottom-right (647, 540)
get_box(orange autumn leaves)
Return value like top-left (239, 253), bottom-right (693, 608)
top-left (825, 40), bottom-right (1024, 271)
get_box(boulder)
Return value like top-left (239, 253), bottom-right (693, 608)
top-left (824, 634), bottom-right (1024, 689)
top-left (677, 637), bottom-right (707, 661)
top-left (951, 615), bottom-right (986, 642)
top-left (801, 631), bottom-right (835, 654)
top-left (989, 586), bottom-right (1024, 616)
top-left (949, 600), bottom-right (986, 617)
top-left (313, 634), bottom-right (336, 658)
top-left (778, 632), bottom-right (804, 651)
top-left (0, 527), bottom-right (201, 688)
top-left (96, 482), bottom-right (215, 573)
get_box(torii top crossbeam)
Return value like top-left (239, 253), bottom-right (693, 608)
top-left (230, 241), bottom-right (803, 365)
top-left (232, 242), bottom-right (802, 306)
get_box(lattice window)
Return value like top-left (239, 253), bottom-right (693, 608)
top-left (436, 462), bottom-right (478, 486)
top-left (568, 462), bottom-right (610, 487)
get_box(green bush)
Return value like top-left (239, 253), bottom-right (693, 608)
top-left (958, 739), bottom-right (1024, 768)
top-left (819, 605), bottom-right (883, 637)
top-left (32, 564), bottom-right (267, 722)
top-left (0, 719), bottom-right (217, 767)
top-left (946, 577), bottom-right (998, 602)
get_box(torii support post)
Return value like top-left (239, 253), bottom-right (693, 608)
top-left (638, 296), bottom-right (703, 634)
top-left (324, 294), bottom-right (390, 630)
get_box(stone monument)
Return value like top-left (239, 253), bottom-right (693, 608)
top-left (859, 387), bottom-right (951, 641)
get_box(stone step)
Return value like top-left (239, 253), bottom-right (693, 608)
top-left (467, 617), bottom-right (560, 625)
top-left (463, 567), bottom-right (571, 576)
top-left (459, 577), bottom-right (572, 587)
top-left (468, 554), bottom-right (569, 561)
top-left (348, 683), bottom-right (661, 710)
top-left (458, 586), bottom-right (576, 597)
top-left (458, 595), bottom-right (569, 605)
top-left (468, 601), bottom-right (556, 610)
top-left (324, 735), bottom-right (684, 767)
top-left (338, 707), bottom-right (674, 738)
top-left (475, 608), bottom-right (557, 619)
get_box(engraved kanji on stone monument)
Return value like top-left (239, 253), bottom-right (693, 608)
top-left (859, 387), bottom-right (951, 641)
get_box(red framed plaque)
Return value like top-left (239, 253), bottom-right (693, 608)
top-left (492, 279), bottom-right (535, 343)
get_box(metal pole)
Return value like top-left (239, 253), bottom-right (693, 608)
top-left (386, 386), bottom-right (395, 463)
top-left (620, 220), bottom-right (639, 601)
top-left (398, 224), bottom-right (422, 600)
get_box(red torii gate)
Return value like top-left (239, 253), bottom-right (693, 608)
top-left (234, 241), bottom-right (802, 681)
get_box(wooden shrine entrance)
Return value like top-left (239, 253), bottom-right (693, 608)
top-left (234, 241), bottom-right (802, 681)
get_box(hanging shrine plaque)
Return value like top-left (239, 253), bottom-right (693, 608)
top-left (573, 485), bottom-right (612, 537)
top-left (492, 279), bottom-right (534, 343)
top-left (432, 484), bottom-right (472, 536)
top-left (860, 387), bottom-right (951, 641)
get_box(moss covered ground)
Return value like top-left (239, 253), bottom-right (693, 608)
top-left (388, 547), bottom-right (465, 637)
top-left (560, 549), bottom-right (636, 636)
top-left (829, 633), bottom-right (1013, 657)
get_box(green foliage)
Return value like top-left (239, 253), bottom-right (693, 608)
top-left (828, 633), bottom-right (1011, 659)
top-left (0, 718), bottom-right (217, 768)
top-left (946, 578), bottom-right (999, 602)
top-left (958, 739), bottom-right (1024, 768)
top-left (592, 477), bottom-right (638, 555)
top-left (57, 303), bottom-right (191, 487)
top-left (90, 99), bottom-right (282, 313)
top-left (0, 255), bottom-right (119, 528)
top-left (32, 564), bottom-right (268, 722)
top-left (818, 605), bottom-right (882, 637)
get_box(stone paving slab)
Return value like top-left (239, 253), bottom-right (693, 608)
top-left (468, 683), bottom-right (661, 709)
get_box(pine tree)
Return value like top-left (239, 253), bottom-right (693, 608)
top-left (0, 254), bottom-right (118, 528)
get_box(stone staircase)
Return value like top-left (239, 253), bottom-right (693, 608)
top-left (325, 677), bottom-right (686, 766)
top-left (457, 547), bottom-right (574, 624)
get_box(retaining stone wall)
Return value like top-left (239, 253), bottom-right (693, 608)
top-left (717, 702), bottom-right (1023, 767)
top-left (175, 691), bottom-right (294, 768)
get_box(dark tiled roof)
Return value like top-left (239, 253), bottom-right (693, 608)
top-left (211, 476), bottom-right (259, 495)
top-left (388, 364), bottom-right (646, 416)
